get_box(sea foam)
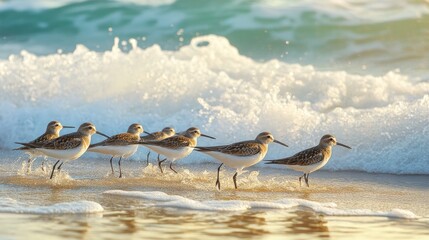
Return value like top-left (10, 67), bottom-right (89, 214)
top-left (103, 190), bottom-right (418, 219)
top-left (1, 35), bottom-right (428, 174)
top-left (0, 197), bottom-right (104, 214)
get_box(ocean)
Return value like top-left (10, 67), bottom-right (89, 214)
top-left (0, 0), bottom-right (428, 239)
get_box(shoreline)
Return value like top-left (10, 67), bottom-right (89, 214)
top-left (0, 154), bottom-right (428, 239)
top-left (1, 155), bottom-right (428, 216)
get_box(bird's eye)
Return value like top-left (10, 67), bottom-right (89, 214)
top-left (88, 126), bottom-right (93, 130)
top-left (55, 124), bottom-right (59, 127)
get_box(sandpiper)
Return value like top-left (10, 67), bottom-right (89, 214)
top-left (265, 134), bottom-right (351, 187)
top-left (14, 121), bottom-right (74, 173)
top-left (196, 132), bottom-right (288, 190)
top-left (88, 123), bottom-right (147, 178)
top-left (141, 127), bottom-right (176, 166)
top-left (16, 122), bottom-right (110, 179)
top-left (139, 127), bottom-right (215, 173)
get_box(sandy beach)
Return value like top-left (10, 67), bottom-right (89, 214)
top-left (1, 152), bottom-right (428, 240)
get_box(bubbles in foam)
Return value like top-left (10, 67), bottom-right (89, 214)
top-left (1, 35), bottom-right (428, 174)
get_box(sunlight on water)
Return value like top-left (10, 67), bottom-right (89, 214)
top-left (0, 0), bottom-right (428, 239)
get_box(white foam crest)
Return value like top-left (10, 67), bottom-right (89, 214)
top-left (1, 35), bottom-right (428, 174)
top-left (103, 190), bottom-right (418, 219)
top-left (0, 197), bottom-right (103, 214)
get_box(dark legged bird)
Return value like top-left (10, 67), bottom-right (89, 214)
top-left (87, 123), bottom-right (147, 178)
top-left (265, 134), bottom-right (351, 187)
top-left (140, 127), bottom-right (175, 166)
top-left (139, 127), bottom-right (215, 174)
top-left (14, 121), bottom-right (74, 173)
top-left (196, 132), bottom-right (288, 190)
top-left (15, 122), bottom-right (110, 179)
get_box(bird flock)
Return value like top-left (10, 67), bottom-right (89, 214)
top-left (15, 121), bottom-right (351, 189)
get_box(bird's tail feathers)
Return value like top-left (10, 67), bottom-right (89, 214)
top-left (14, 142), bottom-right (40, 149)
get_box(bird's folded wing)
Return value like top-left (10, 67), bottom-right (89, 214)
top-left (91, 133), bottom-right (138, 147)
top-left (197, 141), bottom-right (261, 156)
top-left (143, 136), bottom-right (191, 149)
top-left (141, 132), bottom-right (163, 141)
top-left (266, 147), bottom-right (323, 165)
top-left (43, 136), bottom-right (82, 150)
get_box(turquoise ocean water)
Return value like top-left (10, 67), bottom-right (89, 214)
top-left (0, 0), bottom-right (428, 174)
top-left (1, 0), bottom-right (428, 76)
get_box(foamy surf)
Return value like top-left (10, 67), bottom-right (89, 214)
top-left (1, 35), bottom-right (428, 175)
top-left (103, 190), bottom-right (418, 219)
top-left (0, 197), bottom-right (103, 214)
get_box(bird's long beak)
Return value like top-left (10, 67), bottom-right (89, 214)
top-left (201, 133), bottom-right (216, 139)
top-left (63, 126), bottom-right (75, 128)
top-left (274, 139), bottom-right (288, 147)
top-left (96, 131), bottom-right (111, 139)
top-left (337, 142), bottom-right (352, 149)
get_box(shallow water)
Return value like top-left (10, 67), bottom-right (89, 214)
top-left (1, 153), bottom-right (428, 239)
top-left (1, 0), bottom-right (428, 239)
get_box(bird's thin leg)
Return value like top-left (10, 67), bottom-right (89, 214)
top-left (299, 174), bottom-right (305, 187)
top-left (146, 152), bottom-right (150, 166)
top-left (233, 172), bottom-right (238, 189)
top-left (215, 163), bottom-right (223, 190)
top-left (109, 156), bottom-right (114, 175)
top-left (305, 173), bottom-right (310, 187)
top-left (118, 157), bottom-right (123, 178)
top-left (158, 158), bottom-right (167, 173)
top-left (50, 160), bottom-right (60, 179)
top-left (169, 162), bottom-right (178, 174)
top-left (57, 162), bottom-right (64, 172)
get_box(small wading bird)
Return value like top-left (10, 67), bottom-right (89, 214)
top-left (14, 121), bottom-right (74, 173)
top-left (138, 127), bottom-right (215, 173)
top-left (141, 127), bottom-right (176, 166)
top-left (87, 123), bottom-right (147, 178)
top-left (196, 132), bottom-right (288, 190)
top-left (265, 134), bottom-right (351, 187)
top-left (15, 122), bottom-right (110, 179)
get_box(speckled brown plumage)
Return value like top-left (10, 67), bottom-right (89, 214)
top-left (38, 132), bottom-right (86, 150)
top-left (197, 140), bottom-right (265, 156)
top-left (141, 132), bottom-right (165, 141)
top-left (267, 146), bottom-right (331, 166)
top-left (90, 133), bottom-right (140, 147)
top-left (141, 135), bottom-right (196, 149)
top-left (15, 132), bottom-right (58, 150)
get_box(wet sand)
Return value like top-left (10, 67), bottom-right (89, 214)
top-left (0, 152), bottom-right (428, 239)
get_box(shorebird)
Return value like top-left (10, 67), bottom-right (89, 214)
top-left (139, 127), bottom-right (215, 173)
top-left (265, 134), bottom-right (351, 187)
top-left (14, 121), bottom-right (74, 173)
top-left (88, 123), bottom-right (147, 178)
top-left (15, 122), bottom-right (110, 179)
top-left (141, 127), bottom-right (176, 166)
top-left (196, 132), bottom-right (288, 190)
